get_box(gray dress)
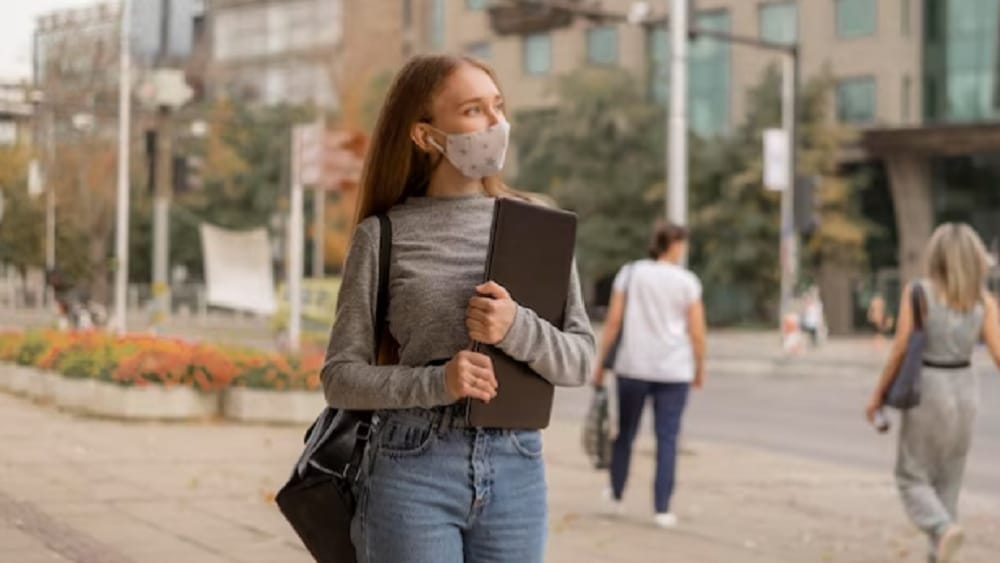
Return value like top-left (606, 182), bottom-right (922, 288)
top-left (895, 280), bottom-right (982, 550)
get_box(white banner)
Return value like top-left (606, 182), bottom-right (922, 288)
top-left (763, 128), bottom-right (789, 192)
top-left (200, 224), bottom-right (276, 315)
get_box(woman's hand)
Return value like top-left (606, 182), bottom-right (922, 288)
top-left (865, 393), bottom-right (883, 425)
top-left (466, 282), bottom-right (517, 345)
top-left (444, 350), bottom-right (498, 402)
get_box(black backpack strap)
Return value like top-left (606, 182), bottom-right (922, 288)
top-left (374, 214), bottom-right (392, 355)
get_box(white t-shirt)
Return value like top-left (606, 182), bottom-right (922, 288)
top-left (611, 259), bottom-right (703, 383)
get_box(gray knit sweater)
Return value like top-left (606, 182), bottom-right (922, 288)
top-left (320, 194), bottom-right (595, 410)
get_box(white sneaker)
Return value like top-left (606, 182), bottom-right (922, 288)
top-left (601, 488), bottom-right (625, 516)
top-left (936, 524), bottom-right (965, 563)
top-left (653, 512), bottom-right (679, 529)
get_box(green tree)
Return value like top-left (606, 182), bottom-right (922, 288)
top-left (513, 67), bottom-right (665, 288)
top-left (0, 146), bottom-right (45, 277)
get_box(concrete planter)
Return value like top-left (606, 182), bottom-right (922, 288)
top-left (4, 364), bottom-right (45, 397)
top-left (74, 380), bottom-right (220, 420)
top-left (1, 363), bottom-right (220, 420)
top-left (223, 386), bottom-right (325, 424)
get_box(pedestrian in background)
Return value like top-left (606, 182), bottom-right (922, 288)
top-left (866, 223), bottom-right (1000, 563)
top-left (320, 54), bottom-right (594, 563)
top-left (592, 222), bottom-right (707, 529)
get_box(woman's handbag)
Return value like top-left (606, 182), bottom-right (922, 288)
top-left (581, 385), bottom-right (614, 469)
top-left (883, 283), bottom-right (926, 410)
top-left (276, 214), bottom-right (392, 563)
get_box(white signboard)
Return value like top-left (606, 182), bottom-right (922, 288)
top-left (763, 128), bottom-right (789, 192)
top-left (293, 122), bottom-right (325, 187)
top-left (200, 224), bottom-right (276, 315)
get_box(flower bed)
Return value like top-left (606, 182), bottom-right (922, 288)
top-left (0, 330), bottom-right (326, 422)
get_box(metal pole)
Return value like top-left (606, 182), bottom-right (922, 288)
top-left (288, 131), bottom-right (304, 352)
top-left (151, 108), bottom-right (172, 330)
top-left (45, 112), bottom-right (55, 279)
top-left (113, 0), bottom-right (132, 334)
top-left (779, 51), bottom-right (798, 324)
top-left (312, 188), bottom-right (325, 278)
top-left (668, 0), bottom-right (688, 227)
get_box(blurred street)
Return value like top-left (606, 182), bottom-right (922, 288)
top-left (2, 330), bottom-right (1000, 562)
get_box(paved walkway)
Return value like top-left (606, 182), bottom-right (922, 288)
top-left (1, 390), bottom-right (999, 562)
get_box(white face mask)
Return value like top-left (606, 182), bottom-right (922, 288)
top-left (426, 121), bottom-right (510, 179)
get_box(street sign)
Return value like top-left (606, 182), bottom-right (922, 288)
top-left (293, 125), bottom-right (366, 191)
top-left (28, 160), bottom-right (43, 198)
top-left (763, 128), bottom-right (789, 191)
top-left (138, 68), bottom-right (194, 110)
top-left (293, 122), bottom-right (325, 187)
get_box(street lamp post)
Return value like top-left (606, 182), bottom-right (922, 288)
top-left (113, 0), bottom-right (133, 335)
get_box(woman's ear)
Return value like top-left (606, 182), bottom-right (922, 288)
top-left (411, 123), bottom-right (437, 154)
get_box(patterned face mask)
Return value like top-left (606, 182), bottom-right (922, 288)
top-left (426, 121), bottom-right (510, 179)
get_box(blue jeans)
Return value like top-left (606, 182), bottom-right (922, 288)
top-left (610, 377), bottom-right (690, 513)
top-left (351, 406), bottom-right (548, 563)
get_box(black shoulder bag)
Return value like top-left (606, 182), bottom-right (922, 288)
top-left (883, 282), bottom-right (926, 410)
top-left (276, 214), bottom-right (392, 563)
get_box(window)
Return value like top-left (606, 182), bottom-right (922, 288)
top-left (689, 11), bottom-right (731, 137)
top-left (646, 27), bottom-right (669, 104)
top-left (466, 0), bottom-right (489, 9)
top-left (759, 2), bottom-right (797, 45)
top-left (523, 33), bottom-right (551, 75)
top-left (837, 76), bottom-right (877, 123)
top-left (586, 26), bottom-right (618, 65)
top-left (923, 0), bottom-right (1000, 122)
top-left (429, 0), bottom-right (445, 49)
top-left (836, 0), bottom-right (876, 38)
top-left (466, 41), bottom-right (492, 60)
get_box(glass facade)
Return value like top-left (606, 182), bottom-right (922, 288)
top-left (646, 11), bottom-right (731, 137)
top-left (586, 26), bottom-right (619, 65)
top-left (923, 0), bottom-right (1000, 122)
top-left (836, 0), bottom-right (876, 38)
top-left (689, 11), bottom-right (731, 137)
top-left (466, 41), bottom-right (492, 60)
top-left (646, 28), bottom-right (669, 104)
top-left (523, 33), bottom-right (552, 75)
top-left (837, 76), bottom-right (877, 123)
top-left (429, 0), bottom-right (445, 49)
top-left (759, 2), bottom-right (797, 45)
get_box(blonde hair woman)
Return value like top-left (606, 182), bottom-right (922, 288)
top-left (866, 223), bottom-right (1000, 563)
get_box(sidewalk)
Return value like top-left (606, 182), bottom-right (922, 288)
top-left (1, 390), bottom-right (998, 563)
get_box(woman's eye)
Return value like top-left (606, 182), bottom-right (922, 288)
top-left (464, 106), bottom-right (482, 116)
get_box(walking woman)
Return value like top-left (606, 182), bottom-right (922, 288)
top-left (592, 222), bottom-right (707, 528)
top-left (865, 223), bottom-right (1000, 563)
top-left (320, 55), bottom-right (595, 563)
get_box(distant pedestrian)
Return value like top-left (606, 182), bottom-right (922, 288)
top-left (800, 286), bottom-right (825, 347)
top-left (592, 221), bottom-right (707, 529)
top-left (867, 292), bottom-right (894, 349)
top-left (865, 223), bottom-right (1000, 563)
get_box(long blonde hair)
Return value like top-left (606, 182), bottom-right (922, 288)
top-left (925, 222), bottom-right (991, 310)
top-left (353, 54), bottom-right (528, 226)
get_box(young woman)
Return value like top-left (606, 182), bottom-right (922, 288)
top-left (592, 222), bottom-right (707, 528)
top-left (320, 55), bottom-right (595, 563)
top-left (866, 223), bottom-right (1000, 563)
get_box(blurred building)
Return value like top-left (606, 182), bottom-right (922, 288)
top-left (205, 0), bottom-right (342, 109)
top-left (361, 0), bottom-right (999, 331)
top-left (0, 84), bottom-right (36, 146)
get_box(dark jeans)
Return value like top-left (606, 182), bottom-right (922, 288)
top-left (610, 376), bottom-right (690, 513)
